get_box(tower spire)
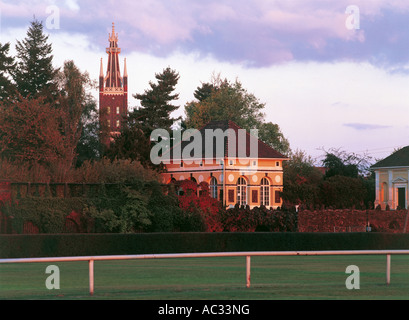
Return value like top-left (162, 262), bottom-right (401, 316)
top-left (105, 22), bottom-right (122, 88)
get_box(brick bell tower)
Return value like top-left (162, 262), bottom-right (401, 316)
top-left (99, 23), bottom-right (128, 147)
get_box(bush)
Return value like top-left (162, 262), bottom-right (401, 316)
top-left (219, 205), bottom-right (297, 232)
top-left (320, 175), bottom-right (367, 209)
top-left (7, 198), bottom-right (88, 233)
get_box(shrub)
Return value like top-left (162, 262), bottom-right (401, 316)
top-left (177, 180), bottom-right (222, 232)
top-left (7, 198), bottom-right (88, 233)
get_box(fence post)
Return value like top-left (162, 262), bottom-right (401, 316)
top-left (89, 259), bottom-right (94, 296)
top-left (386, 254), bottom-right (391, 285)
top-left (246, 256), bottom-right (251, 288)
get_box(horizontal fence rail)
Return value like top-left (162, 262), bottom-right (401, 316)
top-left (1, 250), bottom-right (409, 295)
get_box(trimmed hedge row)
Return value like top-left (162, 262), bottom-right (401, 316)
top-left (2, 232), bottom-right (409, 258)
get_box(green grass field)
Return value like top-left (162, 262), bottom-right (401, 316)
top-left (1, 255), bottom-right (409, 300)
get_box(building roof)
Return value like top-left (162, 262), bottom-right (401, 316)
top-left (371, 146), bottom-right (409, 169)
top-left (168, 120), bottom-right (288, 161)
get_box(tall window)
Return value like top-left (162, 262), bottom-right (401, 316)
top-left (210, 177), bottom-right (218, 199)
top-left (260, 177), bottom-right (270, 207)
top-left (116, 106), bottom-right (120, 114)
top-left (116, 120), bottom-right (120, 127)
top-left (237, 177), bottom-right (247, 206)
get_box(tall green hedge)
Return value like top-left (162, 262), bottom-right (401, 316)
top-left (1, 233), bottom-right (409, 258)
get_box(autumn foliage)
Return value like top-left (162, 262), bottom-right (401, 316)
top-left (0, 96), bottom-right (80, 181)
top-left (176, 179), bottom-right (297, 232)
top-left (177, 180), bottom-right (223, 232)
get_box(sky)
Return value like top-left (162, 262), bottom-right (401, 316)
top-left (1, 0), bottom-right (409, 164)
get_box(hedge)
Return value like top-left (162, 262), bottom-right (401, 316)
top-left (2, 232), bottom-right (409, 258)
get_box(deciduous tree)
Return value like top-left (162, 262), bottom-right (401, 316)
top-left (56, 60), bottom-right (101, 167)
top-left (0, 96), bottom-right (71, 176)
top-left (184, 75), bottom-right (290, 155)
top-left (282, 149), bottom-right (323, 209)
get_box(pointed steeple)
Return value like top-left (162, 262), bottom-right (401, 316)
top-left (108, 22), bottom-right (118, 46)
top-left (105, 22), bottom-right (122, 88)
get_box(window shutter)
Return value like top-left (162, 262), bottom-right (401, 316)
top-left (275, 190), bottom-right (281, 203)
top-left (252, 190), bottom-right (258, 203)
top-left (228, 190), bottom-right (235, 203)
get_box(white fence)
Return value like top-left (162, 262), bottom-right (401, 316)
top-left (1, 250), bottom-right (409, 295)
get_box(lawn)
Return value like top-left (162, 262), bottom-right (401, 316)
top-left (1, 255), bottom-right (409, 300)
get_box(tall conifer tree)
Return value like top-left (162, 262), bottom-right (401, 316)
top-left (0, 42), bottom-right (16, 103)
top-left (13, 19), bottom-right (58, 99)
top-left (133, 67), bottom-right (181, 135)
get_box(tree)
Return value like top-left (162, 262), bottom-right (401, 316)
top-left (75, 117), bottom-right (102, 167)
top-left (193, 82), bottom-right (216, 102)
top-left (323, 153), bottom-right (358, 179)
top-left (104, 112), bottom-right (152, 168)
top-left (319, 148), bottom-right (375, 209)
top-left (320, 175), bottom-right (367, 209)
top-left (184, 75), bottom-right (290, 155)
top-left (0, 96), bottom-right (71, 175)
top-left (321, 148), bottom-right (373, 179)
top-left (13, 19), bottom-right (58, 100)
top-left (282, 149), bottom-right (323, 209)
top-left (133, 67), bottom-right (181, 135)
top-left (56, 60), bottom-right (101, 167)
top-left (0, 42), bottom-right (16, 103)
top-left (185, 75), bottom-right (264, 130)
top-left (258, 122), bottom-right (291, 157)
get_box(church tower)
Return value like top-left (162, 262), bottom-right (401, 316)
top-left (99, 23), bottom-right (128, 146)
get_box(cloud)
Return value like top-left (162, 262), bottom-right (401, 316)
top-left (2, 0), bottom-right (409, 68)
top-left (343, 123), bottom-right (392, 130)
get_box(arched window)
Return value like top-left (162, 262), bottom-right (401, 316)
top-left (237, 177), bottom-right (247, 206)
top-left (260, 178), bottom-right (270, 207)
top-left (210, 177), bottom-right (218, 199)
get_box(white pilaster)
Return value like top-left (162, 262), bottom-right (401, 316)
top-left (388, 170), bottom-right (393, 209)
top-left (374, 170), bottom-right (380, 207)
top-left (407, 169), bottom-right (409, 209)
